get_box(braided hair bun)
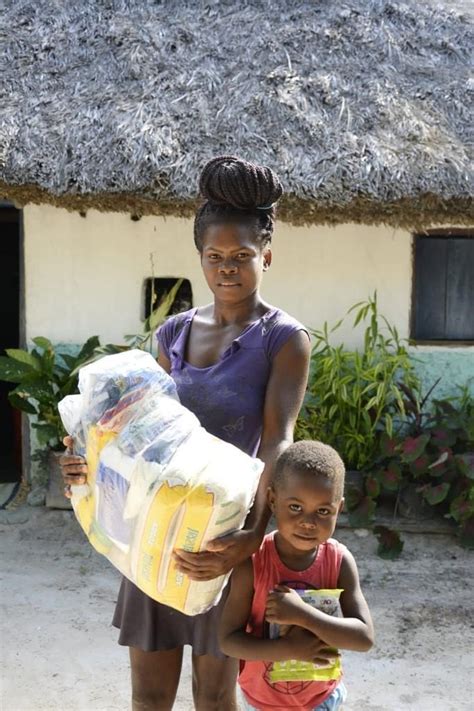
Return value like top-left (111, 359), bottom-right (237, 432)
top-left (194, 155), bottom-right (283, 250)
top-left (199, 155), bottom-right (282, 210)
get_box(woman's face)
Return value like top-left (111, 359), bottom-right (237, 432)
top-left (200, 223), bottom-right (271, 303)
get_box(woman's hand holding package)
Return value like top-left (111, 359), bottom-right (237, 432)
top-left (59, 435), bottom-right (88, 498)
top-left (174, 529), bottom-right (260, 581)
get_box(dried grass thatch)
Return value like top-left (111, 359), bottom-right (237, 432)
top-left (0, 0), bottom-right (472, 228)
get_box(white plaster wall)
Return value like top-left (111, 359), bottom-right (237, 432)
top-left (266, 221), bottom-right (412, 346)
top-left (23, 206), bottom-right (208, 345)
top-left (23, 205), bottom-right (412, 348)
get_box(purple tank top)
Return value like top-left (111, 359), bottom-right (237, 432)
top-left (156, 307), bottom-right (308, 457)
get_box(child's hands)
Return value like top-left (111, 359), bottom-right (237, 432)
top-left (284, 626), bottom-right (339, 666)
top-left (265, 585), bottom-right (309, 626)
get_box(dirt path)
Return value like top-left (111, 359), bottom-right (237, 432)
top-left (1, 507), bottom-right (472, 710)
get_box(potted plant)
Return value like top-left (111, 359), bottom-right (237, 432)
top-left (0, 336), bottom-right (102, 507)
top-left (375, 385), bottom-right (474, 547)
top-left (346, 382), bottom-right (474, 556)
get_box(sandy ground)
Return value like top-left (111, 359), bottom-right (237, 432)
top-left (1, 506), bottom-right (473, 711)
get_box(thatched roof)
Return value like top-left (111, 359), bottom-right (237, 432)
top-left (0, 0), bottom-right (472, 228)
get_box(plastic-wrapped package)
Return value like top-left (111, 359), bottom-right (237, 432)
top-left (268, 589), bottom-right (343, 682)
top-left (58, 349), bottom-right (262, 615)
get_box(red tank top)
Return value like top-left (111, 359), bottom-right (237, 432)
top-left (239, 531), bottom-right (346, 711)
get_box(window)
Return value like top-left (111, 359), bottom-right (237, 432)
top-left (411, 231), bottom-right (474, 342)
top-left (143, 277), bottom-right (193, 320)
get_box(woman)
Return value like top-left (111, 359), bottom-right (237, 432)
top-left (61, 155), bottom-right (311, 710)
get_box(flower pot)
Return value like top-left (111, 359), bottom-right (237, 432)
top-left (45, 450), bottom-right (72, 510)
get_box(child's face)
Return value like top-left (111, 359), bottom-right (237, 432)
top-left (268, 469), bottom-right (344, 555)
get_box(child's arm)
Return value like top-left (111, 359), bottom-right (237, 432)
top-left (219, 559), bottom-right (337, 664)
top-left (265, 550), bottom-right (374, 652)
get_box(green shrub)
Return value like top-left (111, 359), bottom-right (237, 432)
top-left (0, 337), bottom-right (101, 451)
top-left (296, 293), bottom-right (418, 471)
top-left (345, 382), bottom-right (474, 555)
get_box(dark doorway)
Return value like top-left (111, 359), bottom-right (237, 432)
top-left (0, 205), bottom-right (22, 483)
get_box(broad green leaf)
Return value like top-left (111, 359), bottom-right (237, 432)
top-left (433, 399), bottom-right (457, 415)
top-left (448, 494), bottom-right (473, 524)
top-left (384, 413), bottom-right (393, 438)
top-left (361, 382), bottom-right (378, 396)
top-left (32, 337), bottom-right (53, 351)
top-left (409, 454), bottom-right (430, 478)
top-left (394, 390), bottom-right (405, 414)
top-left (455, 453), bottom-right (474, 480)
top-left (36, 345), bottom-right (55, 377)
top-left (379, 432), bottom-right (398, 457)
top-left (421, 482), bottom-right (450, 506)
top-left (376, 382), bottom-right (385, 403)
top-left (374, 525), bottom-right (404, 559)
top-left (76, 336), bottom-right (101, 361)
top-left (0, 356), bottom-right (35, 383)
top-left (10, 382), bottom-right (54, 405)
top-left (364, 396), bottom-right (379, 411)
top-left (373, 362), bottom-right (383, 379)
top-left (8, 392), bottom-right (37, 414)
top-left (400, 434), bottom-right (430, 463)
top-left (380, 461), bottom-right (402, 491)
top-left (430, 428), bottom-right (457, 449)
top-left (34, 423), bottom-right (60, 446)
top-left (5, 349), bottom-right (41, 371)
top-left (60, 353), bottom-right (80, 370)
top-left (55, 365), bottom-right (72, 378)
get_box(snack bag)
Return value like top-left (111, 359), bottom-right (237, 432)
top-left (58, 349), bottom-right (262, 615)
top-left (268, 589), bottom-right (343, 682)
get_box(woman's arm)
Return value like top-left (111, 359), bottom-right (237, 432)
top-left (210, 329), bottom-right (311, 554)
top-left (175, 330), bottom-right (311, 579)
top-left (219, 558), bottom-right (334, 664)
top-left (244, 329), bottom-right (311, 541)
top-left (265, 550), bottom-right (375, 652)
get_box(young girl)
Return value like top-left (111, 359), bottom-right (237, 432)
top-left (219, 440), bottom-right (374, 711)
top-left (61, 155), bottom-right (311, 710)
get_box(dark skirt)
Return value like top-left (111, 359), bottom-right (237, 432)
top-left (112, 577), bottom-right (228, 658)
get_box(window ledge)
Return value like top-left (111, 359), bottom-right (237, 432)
top-left (410, 341), bottom-right (474, 348)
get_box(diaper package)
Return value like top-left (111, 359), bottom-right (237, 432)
top-left (268, 589), bottom-right (343, 682)
top-left (58, 349), bottom-right (262, 615)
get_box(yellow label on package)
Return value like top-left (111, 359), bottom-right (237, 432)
top-left (269, 588), bottom-right (344, 683)
top-left (135, 481), bottom-right (215, 611)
